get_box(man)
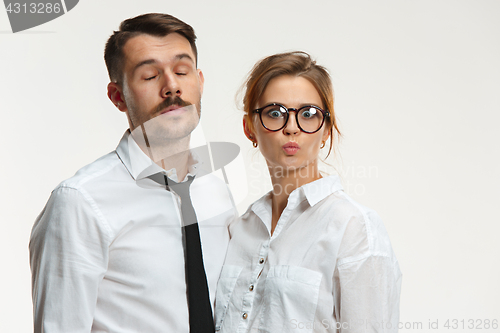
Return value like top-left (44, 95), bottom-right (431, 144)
top-left (29, 13), bottom-right (236, 332)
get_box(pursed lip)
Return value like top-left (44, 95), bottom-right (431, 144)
top-left (282, 142), bottom-right (300, 149)
top-left (282, 142), bottom-right (300, 155)
top-left (160, 105), bottom-right (182, 114)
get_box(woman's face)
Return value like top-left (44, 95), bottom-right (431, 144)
top-left (245, 75), bottom-right (330, 176)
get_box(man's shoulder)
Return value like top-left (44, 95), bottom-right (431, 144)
top-left (31, 151), bottom-right (122, 244)
top-left (55, 150), bottom-right (124, 192)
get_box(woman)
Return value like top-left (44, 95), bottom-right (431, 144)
top-left (215, 52), bottom-right (401, 333)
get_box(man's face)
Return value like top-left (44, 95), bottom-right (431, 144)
top-left (112, 33), bottom-right (204, 140)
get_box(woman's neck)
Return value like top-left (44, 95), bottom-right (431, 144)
top-left (268, 161), bottom-right (322, 235)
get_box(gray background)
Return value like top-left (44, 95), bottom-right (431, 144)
top-left (1, 0), bottom-right (499, 332)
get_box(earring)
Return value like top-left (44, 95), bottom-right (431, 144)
top-left (320, 141), bottom-right (325, 149)
top-left (248, 135), bottom-right (258, 148)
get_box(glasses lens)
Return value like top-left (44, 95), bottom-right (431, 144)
top-left (298, 106), bottom-right (324, 132)
top-left (261, 105), bottom-right (287, 130)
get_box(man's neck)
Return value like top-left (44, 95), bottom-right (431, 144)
top-left (158, 149), bottom-right (191, 182)
top-left (135, 133), bottom-right (192, 181)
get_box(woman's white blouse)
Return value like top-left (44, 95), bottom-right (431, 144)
top-left (215, 175), bottom-right (402, 333)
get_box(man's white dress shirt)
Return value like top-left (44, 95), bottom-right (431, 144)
top-left (215, 175), bottom-right (401, 333)
top-left (30, 131), bottom-right (236, 333)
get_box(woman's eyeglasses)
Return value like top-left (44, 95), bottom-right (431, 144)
top-left (253, 103), bottom-right (330, 133)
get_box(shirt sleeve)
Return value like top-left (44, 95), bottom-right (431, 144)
top-left (29, 186), bottom-right (110, 333)
top-left (335, 255), bottom-right (402, 332)
top-left (333, 205), bottom-right (402, 333)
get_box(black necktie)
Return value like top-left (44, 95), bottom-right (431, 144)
top-left (165, 175), bottom-right (214, 333)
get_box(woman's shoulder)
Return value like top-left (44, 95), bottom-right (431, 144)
top-left (325, 190), bottom-right (380, 225)
top-left (321, 188), bottom-right (396, 263)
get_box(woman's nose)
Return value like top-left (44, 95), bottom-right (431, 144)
top-left (283, 111), bottom-right (300, 135)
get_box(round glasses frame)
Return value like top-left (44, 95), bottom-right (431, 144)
top-left (252, 103), bottom-right (330, 134)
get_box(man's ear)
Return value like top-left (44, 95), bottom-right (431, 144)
top-left (197, 69), bottom-right (205, 95)
top-left (107, 82), bottom-right (127, 112)
top-left (243, 117), bottom-right (256, 143)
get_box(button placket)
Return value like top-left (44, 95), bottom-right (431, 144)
top-left (238, 242), bottom-right (269, 328)
top-left (254, 244), bottom-right (268, 279)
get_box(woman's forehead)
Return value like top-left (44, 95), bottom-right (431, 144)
top-left (259, 75), bottom-right (322, 108)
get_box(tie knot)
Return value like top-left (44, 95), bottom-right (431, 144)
top-left (165, 175), bottom-right (195, 198)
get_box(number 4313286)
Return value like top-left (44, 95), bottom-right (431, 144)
top-left (5, 3), bottom-right (61, 14)
top-left (444, 319), bottom-right (498, 330)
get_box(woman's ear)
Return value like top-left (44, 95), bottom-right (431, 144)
top-left (322, 127), bottom-right (331, 144)
top-left (243, 117), bottom-right (256, 142)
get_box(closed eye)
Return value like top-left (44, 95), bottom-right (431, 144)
top-left (145, 75), bottom-right (157, 81)
top-left (176, 72), bottom-right (187, 76)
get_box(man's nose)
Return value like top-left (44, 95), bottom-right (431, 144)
top-left (161, 73), bottom-right (181, 97)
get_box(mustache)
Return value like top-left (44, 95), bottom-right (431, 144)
top-left (153, 96), bottom-right (192, 114)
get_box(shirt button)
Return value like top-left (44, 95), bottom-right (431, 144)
top-left (242, 313), bottom-right (248, 319)
top-left (259, 258), bottom-right (264, 264)
top-left (249, 284), bottom-right (254, 291)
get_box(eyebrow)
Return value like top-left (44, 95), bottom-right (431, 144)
top-left (132, 53), bottom-right (195, 73)
top-left (264, 102), bottom-right (322, 108)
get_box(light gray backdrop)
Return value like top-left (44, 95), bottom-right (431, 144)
top-left (1, 0), bottom-right (499, 332)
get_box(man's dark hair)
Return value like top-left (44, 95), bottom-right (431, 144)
top-left (104, 13), bottom-right (197, 83)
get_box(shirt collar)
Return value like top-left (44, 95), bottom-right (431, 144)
top-left (301, 173), bottom-right (344, 206)
top-left (250, 174), bottom-right (344, 228)
top-left (115, 128), bottom-right (206, 182)
top-left (115, 130), bottom-right (145, 180)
